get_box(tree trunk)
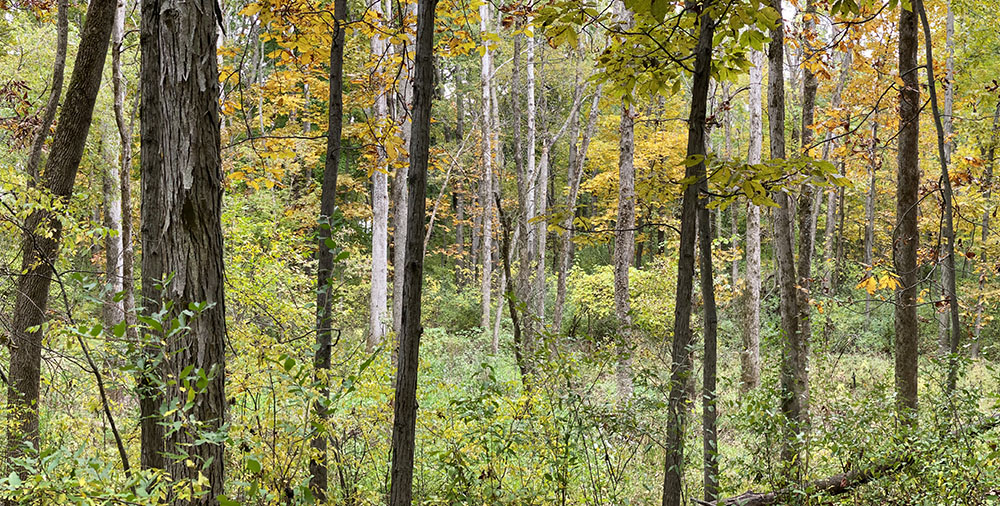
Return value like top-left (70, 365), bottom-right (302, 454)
top-left (741, 48), bottom-right (764, 391)
top-left (916, 0), bottom-right (961, 394)
top-left (6, 0), bottom-right (115, 474)
top-left (865, 124), bottom-right (876, 333)
top-left (112, 0), bottom-right (140, 383)
top-left (141, 0), bottom-right (227, 497)
top-left (663, 5), bottom-right (714, 505)
top-left (387, 0), bottom-right (436, 502)
top-left (767, 0), bottom-right (806, 477)
top-left (894, 0), bottom-right (920, 423)
top-left (369, 0), bottom-right (390, 350)
top-left (479, 0), bottom-right (494, 331)
top-left (554, 86), bottom-right (601, 334)
top-left (138, 0), bottom-right (164, 470)
top-left (24, 0), bottom-right (68, 183)
top-left (392, 1), bottom-right (415, 338)
top-left (310, 0), bottom-right (346, 498)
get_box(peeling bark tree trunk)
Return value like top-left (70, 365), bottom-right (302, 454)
top-left (392, 1), bottom-right (415, 338)
top-left (24, 0), bottom-right (68, 183)
top-left (310, 0), bottom-right (346, 498)
top-left (741, 48), bottom-right (764, 391)
top-left (369, 0), bottom-right (390, 350)
top-left (663, 5), bottom-right (714, 506)
top-left (141, 0), bottom-right (227, 497)
top-left (6, 0), bottom-right (115, 474)
top-left (894, 0), bottom-right (920, 423)
top-left (387, 0), bottom-right (436, 503)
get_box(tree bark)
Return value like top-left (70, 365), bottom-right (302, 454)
top-left (767, 0), bottom-right (806, 477)
top-left (894, 0), bottom-right (920, 424)
top-left (663, 5), bottom-right (714, 505)
top-left (479, 0), bottom-right (494, 332)
top-left (742, 48), bottom-right (764, 390)
top-left (138, 0), bottom-right (164, 470)
top-left (387, 0), bottom-right (436, 502)
top-left (6, 0), bottom-right (115, 473)
top-left (392, 1), bottom-right (415, 338)
top-left (141, 0), bottom-right (227, 497)
top-left (369, 0), bottom-right (390, 350)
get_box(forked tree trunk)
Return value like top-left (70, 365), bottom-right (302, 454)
top-left (6, 0), bottom-right (115, 476)
top-left (663, 5), bottom-right (714, 505)
top-left (387, 0), bottom-right (436, 502)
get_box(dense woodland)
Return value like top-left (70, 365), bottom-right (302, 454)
top-left (1, 0), bottom-right (1000, 503)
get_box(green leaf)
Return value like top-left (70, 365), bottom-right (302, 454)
top-left (246, 457), bottom-right (261, 474)
top-left (651, 0), bottom-right (669, 22)
top-left (218, 494), bottom-right (241, 506)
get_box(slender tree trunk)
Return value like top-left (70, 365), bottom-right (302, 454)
top-left (310, 0), bottom-right (346, 497)
top-left (388, 0), bottom-right (436, 502)
top-left (767, 0), bottom-right (806, 477)
top-left (479, 0), bottom-right (494, 331)
top-left (142, 0), bottom-right (227, 497)
top-left (865, 125), bottom-right (876, 333)
top-left (894, 0), bottom-right (920, 423)
top-left (112, 0), bottom-right (140, 382)
top-left (699, 88), bottom-right (720, 504)
top-left (392, 1), bottom-right (414, 337)
top-left (663, 5), bottom-right (714, 505)
top-left (741, 48), bottom-right (764, 391)
top-left (973, 104), bottom-right (998, 358)
top-left (612, 0), bottom-right (636, 409)
top-left (6, 0), bottom-right (115, 475)
top-left (102, 128), bottom-right (125, 332)
top-left (555, 86), bottom-right (601, 334)
top-left (916, 0), bottom-right (961, 394)
top-left (24, 0), bottom-right (68, 183)
top-left (369, 0), bottom-right (390, 350)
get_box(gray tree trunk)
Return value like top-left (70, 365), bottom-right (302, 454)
top-left (141, 0), bottom-right (227, 496)
top-left (24, 0), bottom-right (68, 183)
top-left (369, 0), bottom-right (390, 350)
top-left (741, 48), bottom-right (764, 391)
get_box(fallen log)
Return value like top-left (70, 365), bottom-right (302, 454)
top-left (700, 414), bottom-right (1000, 506)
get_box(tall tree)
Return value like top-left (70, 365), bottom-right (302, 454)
top-left (894, 0), bottom-right (920, 423)
top-left (140, 0), bottom-right (227, 497)
top-left (767, 0), bottom-right (807, 476)
top-left (388, 0), bottom-right (437, 503)
top-left (613, 0), bottom-right (635, 407)
top-left (663, 3), bottom-right (715, 505)
top-left (479, 0), bottom-right (494, 331)
top-left (6, 0), bottom-right (116, 471)
top-left (369, 0), bottom-right (390, 350)
top-left (392, 1), bottom-right (416, 337)
top-left (310, 0), bottom-right (347, 497)
top-left (741, 47), bottom-right (764, 390)
top-left (916, 0), bottom-right (961, 393)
